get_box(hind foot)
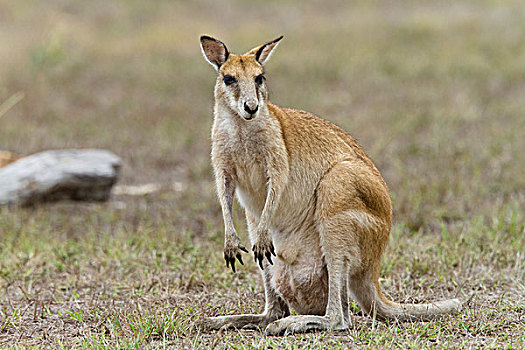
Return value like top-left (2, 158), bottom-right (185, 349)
top-left (265, 315), bottom-right (348, 336)
top-left (203, 313), bottom-right (282, 331)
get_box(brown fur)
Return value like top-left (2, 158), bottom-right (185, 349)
top-left (200, 35), bottom-right (462, 335)
top-left (0, 151), bottom-right (20, 168)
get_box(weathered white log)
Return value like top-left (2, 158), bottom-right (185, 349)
top-left (0, 149), bottom-right (121, 205)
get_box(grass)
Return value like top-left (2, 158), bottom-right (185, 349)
top-left (1, 0), bottom-right (524, 348)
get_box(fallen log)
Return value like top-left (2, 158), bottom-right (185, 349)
top-left (0, 149), bottom-right (121, 205)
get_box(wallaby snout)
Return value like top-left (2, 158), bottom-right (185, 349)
top-left (244, 101), bottom-right (259, 116)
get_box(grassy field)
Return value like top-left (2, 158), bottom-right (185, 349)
top-left (1, 0), bottom-right (524, 348)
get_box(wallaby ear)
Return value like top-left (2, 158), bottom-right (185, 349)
top-left (200, 35), bottom-right (229, 71)
top-left (246, 36), bottom-right (284, 65)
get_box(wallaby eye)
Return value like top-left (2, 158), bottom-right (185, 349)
top-left (255, 74), bottom-right (265, 85)
top-left (223, 75), bottom-right (236, 85)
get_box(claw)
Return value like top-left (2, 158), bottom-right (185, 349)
top-left (265, 251), bottom-right (273, 265)
top-left (258, 256), bottom-right (264, 270)
top-left (240, 246), bottom-right (248, 253)
top-left (270, 245), bottom-right (276, 256)
top-left (236, 253), bottom-right (244, 265)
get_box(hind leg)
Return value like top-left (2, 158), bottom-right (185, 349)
top-left (266, 160), bottom-right (392, 335)
top-left (265, 161), bottom-right (383, 335)
top-left (204, 212), bottom-right (290, 331)
top-left (265, 212), bottom-right (360, 335)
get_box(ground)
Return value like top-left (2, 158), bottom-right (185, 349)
top-left (0, 0), bottom-right (524, 348)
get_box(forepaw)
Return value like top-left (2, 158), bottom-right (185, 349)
top-left (252, 233), bottom-right (276, 270)
top-left (224, 237), bottom-right (248, 273)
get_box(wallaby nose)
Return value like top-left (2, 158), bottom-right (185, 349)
top-left (244, 102), bottom-right (259, 115)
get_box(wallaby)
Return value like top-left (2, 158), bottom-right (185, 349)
top-left (200, 35), bottom-right (462, 335)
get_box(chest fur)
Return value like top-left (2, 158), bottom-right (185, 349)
top-left (212, 116), bottom-right (277, 210)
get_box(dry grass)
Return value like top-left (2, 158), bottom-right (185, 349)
top-left (0, 0), bottom-right (524, 348)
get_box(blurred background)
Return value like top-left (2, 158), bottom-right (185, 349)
top-left (0, 0), bottom-right (524, 346)
top-left (1, 0), bottom-right (523, 226)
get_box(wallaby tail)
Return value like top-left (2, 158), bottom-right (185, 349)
top-left (350, 275), bottom-right (462, 321)
top-left (374, 294), bottom-right (462, 321)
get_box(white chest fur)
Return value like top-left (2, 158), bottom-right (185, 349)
top-left (212, 111), bottom-right (275, 215)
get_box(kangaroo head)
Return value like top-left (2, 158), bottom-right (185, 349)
top-left (200, 35), bottom-right (283, 120)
